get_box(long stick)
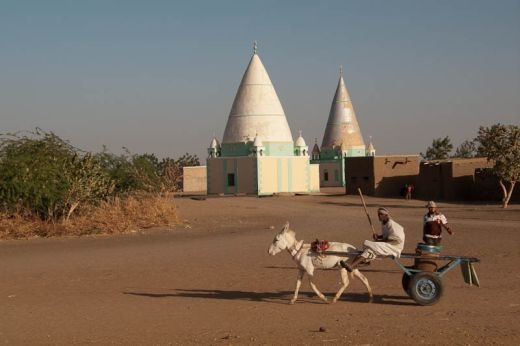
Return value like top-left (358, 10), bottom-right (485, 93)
top-left (357, 188), bottom-right (376, 237)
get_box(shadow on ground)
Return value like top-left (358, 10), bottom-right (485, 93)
top-left (123, 289), bottom-right (416, 306)
top-left (265, 265), bottom-right (402, 274)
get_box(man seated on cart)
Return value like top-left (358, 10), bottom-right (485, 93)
top-left (340, 207), bottom-right (405, 272)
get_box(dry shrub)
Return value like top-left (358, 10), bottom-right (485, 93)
top-left (0, 193), bottom-right (178, 240)
top-left (70, 193), bottom-right (178, 234)
top-left (0, 212), bottom-right (41, 239)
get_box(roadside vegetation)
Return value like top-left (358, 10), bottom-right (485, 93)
top-left (0, 129), bottom-right (199, 239)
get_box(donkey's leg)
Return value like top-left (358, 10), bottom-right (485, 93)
top-left (352, 269), bottom-right (373, 302)
top-left (290, 269), bottom-right (304, 304)
top-left (308, 275), bottom-right (328, 303)
top-left (332, 267), bottom-right (350, 303)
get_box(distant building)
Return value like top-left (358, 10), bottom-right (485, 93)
top-left (311, 67), bottom-right (372, 187)
top-left (417, 158), bottom-right (495, 201)
top-left (205, 44), bottom-right (319, 195)
top-left (343, 156), bottom-right (511, 201)
top-left (345, 155), bottom-right (420, 196)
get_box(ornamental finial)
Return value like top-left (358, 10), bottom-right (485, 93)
top-left (339, 65), bottom-right (343, 77)
top-left (253, 41), bottom-right (257, 55)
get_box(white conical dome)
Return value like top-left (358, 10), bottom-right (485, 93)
top-left (222, 53), bottom-right (293, 144)
top-left (321, 73), bottom-right (365, 150)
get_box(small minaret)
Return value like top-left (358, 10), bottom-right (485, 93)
top-left (366, 136), bottom-right (376, 156)
top-left (294, 130), bottom-right (308, 156)
top-left (312, 138), bottom-right (320, 160)
top-left (208, 136), bottom-right (221, 158)
top-left (251, 133), bottom-right (265, 157)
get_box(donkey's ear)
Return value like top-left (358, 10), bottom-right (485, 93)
top-left (283, 221), bottom-right (290, 231)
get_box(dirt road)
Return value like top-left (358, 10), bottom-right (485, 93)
top-left (1, 193), bottom-right (519, 345)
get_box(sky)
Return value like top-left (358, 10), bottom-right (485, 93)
top-left (1, 0), bottom-right (519, 160)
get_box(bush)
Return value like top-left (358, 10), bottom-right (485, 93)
top-left (0, 130), bottom-right (113, 221)
top-left (0, 130), bottom-right (200, 239)
top-left (95, 150), bottom-right (199, 193)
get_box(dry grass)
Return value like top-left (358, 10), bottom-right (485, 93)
top-left (0, 194), bottom-right (178, 240)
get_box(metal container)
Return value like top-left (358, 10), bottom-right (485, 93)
top-left (414, 243), bottom-right (442, 272)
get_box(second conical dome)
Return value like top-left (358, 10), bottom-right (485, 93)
top-left (321, 74), bottom-right (365, 150)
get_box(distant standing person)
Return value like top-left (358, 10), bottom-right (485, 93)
top-left (423, 201), bottom-right (454, 245)
top-left (405, 184), bottom-right (414, 200)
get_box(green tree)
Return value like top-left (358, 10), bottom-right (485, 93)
top-left (94, 150), bottom-right (199, 193)
top-left (475, 124), bottom-right (520, 208)
top-left (453, 139), bottom-right (477, 158)
top-left (94, 149), bottom-right (162, 193)
top-left (421, 136), bottom-right (453, 160)
top-left (130, 153), bottom-right (163, 192)
top-left (94, 148), bottom-right (137, 193)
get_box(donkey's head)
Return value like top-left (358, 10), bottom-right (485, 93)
top-left (268, 222), bottom-right (295, 255)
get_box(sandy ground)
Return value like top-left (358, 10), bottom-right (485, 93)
top-left (1, 190), bottom-right (519, 345)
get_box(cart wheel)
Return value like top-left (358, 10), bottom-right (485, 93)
top-left (408, 272), bottom-right (443, 306)
top-left (401, 273), bottom-right (411, 294)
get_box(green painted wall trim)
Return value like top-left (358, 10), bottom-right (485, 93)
top-left (265, 142), bottom-right (295, 156)
top-left (319, 148), bottom-right (340, 160)
top-left (221, 143), bottom-right (250, 157)
top-left (221, 141), bottom-right (295, 157)
top-left (319, 147), bottom-right (366, 160)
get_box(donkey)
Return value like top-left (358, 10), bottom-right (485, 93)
top-left (268, 222), bottom-right (373, 304)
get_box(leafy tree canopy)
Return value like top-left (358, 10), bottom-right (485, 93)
top-left (421, 136), bottom-right (453, 160)
top-left (475, 124), bottom-right (520, 208)
top-left (453, 139), bottom-right (477, 158)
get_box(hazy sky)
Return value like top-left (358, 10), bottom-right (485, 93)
top-left (1, 0), bottom-right (519, 160)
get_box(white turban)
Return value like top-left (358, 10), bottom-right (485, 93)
top-left (377, 207), bottom-right (389, 215)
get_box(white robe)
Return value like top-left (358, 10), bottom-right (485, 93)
top-left (363, 219), bottom-right (405, 258)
